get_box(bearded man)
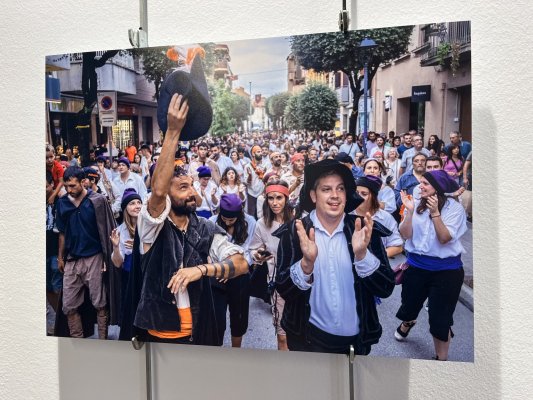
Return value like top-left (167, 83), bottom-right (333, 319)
top-left (120, 94), bottom-right (249, 344)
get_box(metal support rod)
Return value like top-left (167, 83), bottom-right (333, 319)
top-left (339, 0), bottom-right (350, 32)
top-left (145, 342), bottom-right (153, 400)
top-left (129, 0), bottom-right (149, 47)
top-left (132, 338), bottom-right (152, 400)
top-left (107, 126), bottom-right (113, 165)
top-left (140, 0), bottom-right (148, 32)
top-left (348, 345), bottom-right (355, 400)
top-left (363, 61), bottom-right (369, 156)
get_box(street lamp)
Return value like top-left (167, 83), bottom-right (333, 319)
top-left (359, 37), bottom-right (377, 156)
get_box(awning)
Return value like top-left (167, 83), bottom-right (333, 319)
top-left (46, 76), bottom-right (61, 103)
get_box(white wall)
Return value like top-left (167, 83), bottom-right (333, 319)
top-left (1, 1), bottom-right (532, 399)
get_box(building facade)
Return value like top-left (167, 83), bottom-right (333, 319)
top-left (372, 22), bottom-right (472, 142)
top-left (47, 51), bottom-right (160, 151)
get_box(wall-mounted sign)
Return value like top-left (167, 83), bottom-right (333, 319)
top-left (411, 85), bottom-right (431, 102)
top-left (384, 94), bottom-right (392, 112)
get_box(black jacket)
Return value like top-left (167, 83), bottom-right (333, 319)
top-left (274, 213), bottom-right (395, 354)
top-left (120, 213), bottom-right (225, 346)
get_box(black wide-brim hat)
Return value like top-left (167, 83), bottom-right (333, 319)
top-left (157, 54), bottom-right (213, 140)
top-left (299, 159), bottom-right (363, 213)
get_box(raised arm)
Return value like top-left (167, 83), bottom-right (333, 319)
top-left (148, 94), bottom-right (189, 218)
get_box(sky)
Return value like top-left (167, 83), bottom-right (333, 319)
top-left (223, 36), bottom-right (292, 98)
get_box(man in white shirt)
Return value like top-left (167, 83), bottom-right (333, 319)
top-left (112, 157), bottom-right (147, 214)
top-left (210, 143), bottom-right (233, 177)
top-left (244, 145), bottom-right (268, 218)
top-left (338, 133), bottom-right (360, 161)
top-left (139, 144), bottom-right (153, 180)
top-left (275, 159), bottom-right (395, 355)
top-left (188, 142), bottom-right (220, 184)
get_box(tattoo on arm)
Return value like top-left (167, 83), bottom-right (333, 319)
top-left (206, 258), bottom-right (237, 279)
top-left (225, 258), bottom-right (236, 279)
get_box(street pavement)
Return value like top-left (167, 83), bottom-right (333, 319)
top-left (223, 279), bottom-right (474, 362)
top-left (223, 223), bottom-right (474, 362)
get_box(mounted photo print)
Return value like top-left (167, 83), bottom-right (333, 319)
top-left (45, 21), bottom-right (473, 362)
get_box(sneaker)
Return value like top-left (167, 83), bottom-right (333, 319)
top-left (394, 321), bottom-right (416, 341)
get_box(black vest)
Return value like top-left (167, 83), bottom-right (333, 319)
top-left (132, 214), bottom-right (226, 345)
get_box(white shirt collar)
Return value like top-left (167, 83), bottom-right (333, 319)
top-left (309, 209), bottom-right (345, 238)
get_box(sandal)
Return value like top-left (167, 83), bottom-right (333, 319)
top-left (394, 321), bottom-right (416, 341)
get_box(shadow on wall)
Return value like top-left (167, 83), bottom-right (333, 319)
top-left (353, 107), bottom-right (500, 399)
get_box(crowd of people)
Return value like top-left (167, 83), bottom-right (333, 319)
top-left (46, 97), bottom-right (473, 360)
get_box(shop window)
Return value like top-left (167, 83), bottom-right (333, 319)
top-left (112, 119), bottom-right (134, 150)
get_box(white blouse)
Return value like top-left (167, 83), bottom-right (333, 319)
top-left (372, 209), bottom-right (404, 249)
top-left (402, 197), bottom-right (467, 258)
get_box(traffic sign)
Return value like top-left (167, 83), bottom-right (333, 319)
top-left (97, 91), bottom-right (117, 127)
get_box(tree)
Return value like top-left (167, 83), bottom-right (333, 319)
top-left (297, 83), bottom-right (338, 132)
top-left (284, 94), bottom-right (301, 130)
top-left (209, 80), bottom-right (236, 136)
top-left (199, 42), bottom-right (217, 79)
top-left (267, 92), bottom-right (290, 130)
top-left (290, 27), bottom-right (413, 134)
top-left (230, 95), bottom-right (250, 129)
top-left (132, 47), bottom-right (175, 101)
top-left (76, 50), bottom-right (119, 166)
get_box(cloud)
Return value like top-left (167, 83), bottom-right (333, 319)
top-left (225, 36), bottom-right (291, 97)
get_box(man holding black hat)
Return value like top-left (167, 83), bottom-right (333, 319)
top-left (274, 159), bottom-right (395, 355)
top-left (121, 94), bottom-right (249, 345)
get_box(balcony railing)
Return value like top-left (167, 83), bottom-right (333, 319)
top-left (420, 21), bottom-right (471, 66)
top-left (69, 51), bottom-right (135, 70)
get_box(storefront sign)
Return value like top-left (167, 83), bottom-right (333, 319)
top-left (411, 85), bottom-right (431, 102)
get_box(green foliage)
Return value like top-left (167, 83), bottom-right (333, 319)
top-left (297, 84), bottom-right (338, 132)
top-left (231, 95), bottom-right (251, 127)
top-left (132, 47), bottom-right (175, 101)
top-left (199, 42), bottom-right (217, 79)
top-left (437, 42), bottom-right (451, 67)
top-left (290, 27), bottom-right (413, 77)
top-left (267, 92), bottom-right (291, 129)
top-left (209, 80), bottom-right (251, 135)
top-left (284, 94), bottom-right (301, 130)
top-left (450, 42), bottom-right (461, 77)
top-left (290, 27), bottom-right (413, 133)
